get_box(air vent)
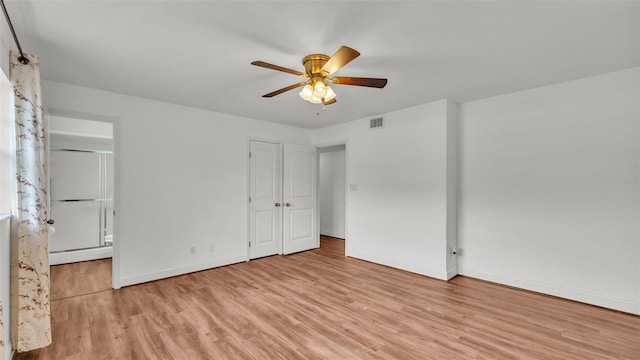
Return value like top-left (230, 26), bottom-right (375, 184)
top-left (370, 117), bottom-right (384, 129)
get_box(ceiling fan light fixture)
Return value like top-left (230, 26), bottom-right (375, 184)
top-left (324, 86), bottom-right (336, 102)
top-left (299, 84), bottom-right (313, 101)
top-left (252, 46), bottom-right (387, 111)
top-left (301, 80), bottom-right (334, 104)
top-left (312, 77), bottom-right (327, 98)
top-left (309, 94), bottom-right (324, 104)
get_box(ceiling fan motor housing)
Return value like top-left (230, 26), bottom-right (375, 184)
top-left (302, 54), bottom-right (330, 76)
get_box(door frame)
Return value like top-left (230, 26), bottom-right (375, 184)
top-left (46, 110), bottom-right (122, 289)
top-left (246, 138), bottom-right (321, 260)
top-left (315, 140), bottom-right (349, 255)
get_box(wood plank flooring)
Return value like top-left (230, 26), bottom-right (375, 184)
top-left (16, 236), bottom-right (640, 359)
top-left (50, 259), bottom-right (112, 300)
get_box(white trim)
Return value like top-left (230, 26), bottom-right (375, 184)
top-left (315, 139), bottom-right (349, 255)
top-left (246, 138), bottom-right (252, 261)
top-left (111, 117), bottom-right (121, 289)
top-left (278, 141), bottom-right (285, 254)
top-left (458, 267), bottom-right (640, 315)
top-left (315, 139), bottom-right (349, 149)
top-left (49, 247), bottom-right (112, 265)
top-left (118, 256), bottom-right (246, 288)
top-left (446, 267), bottom-right (458, 280)
top-left (344, 142), bottom-right (349, 256)
top-left (46, 110), bottom-right (122, 289)
top-left (49, 129), bottom-right (112, 140)
top-left (348, 250), bottom-right (448, 280)
top-left (5, 348), bottom-right (13, 360)
top-left (315, 147), bottom-right (320, 249)
top-left (319, 231), bottom-right (345, 239)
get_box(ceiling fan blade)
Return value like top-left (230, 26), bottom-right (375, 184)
top-left (262, 82), bottom-right (307, 98)
top-left (331, 76), bottom-right (388, 88)
top-left (320, 46), bottom-right (360, 76)
top-left (323, 98), bottom-right (337, 105)
top-left (251, 61), bottom-right (307, 77)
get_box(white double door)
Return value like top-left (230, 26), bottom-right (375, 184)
top-left (249, 141), bottom-right (318, 259)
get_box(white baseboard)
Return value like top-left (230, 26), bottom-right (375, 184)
top-left (347, 250), bottom-right (448, 280)
top-left (446, 267), bottom-right (458, 280)
top-left (458, 267), bottom-right (640, 315)
top-left (50, 246), bottom-right (113, 265)
top-left (118, 256), bottom-right (246, 288)
top-left (320, 230), bottom-right (345, 239)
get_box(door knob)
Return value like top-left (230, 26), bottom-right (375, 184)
top-left (46, 219), bottom-right (55, 225)
top-left (275, 202), bottom-right (281, 207)
top-left (285, 203), bottom-right (291, 207)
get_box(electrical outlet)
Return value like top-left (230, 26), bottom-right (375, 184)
top-left (209, 243), bottom-right (215, 252)
top-left (190, 246), bottom-right (196, 255)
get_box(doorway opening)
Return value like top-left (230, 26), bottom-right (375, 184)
top-left (318, 144), bottom-right (346, 255)
top-left (48, 115), bottom-right (115, 298)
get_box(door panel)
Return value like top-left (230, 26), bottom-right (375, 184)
top-left (255, 210), bottom-right (275, 244)
top-left (290, 151), bottom-right (313, 197)
top-left (50, 201), bottom-right (101, 251)
top-left (290, 208), bottom-right (313, 240)
top-left (249, 141), bottom-right (281, 259)
top-left (50, 150), bottom-right (100, 200)
top-left (283, 144), bottom-right (318, 254)
top-left (49, 149), bottom-right (103, 252)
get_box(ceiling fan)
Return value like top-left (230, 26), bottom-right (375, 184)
top-left (251, 46), bottom-right (387, 108)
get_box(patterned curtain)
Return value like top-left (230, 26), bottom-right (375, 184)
top-left (9, 50), bottom-right (51, 352)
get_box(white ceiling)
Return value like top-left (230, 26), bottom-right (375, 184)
top-left (4, 1), bottom-right (639, 129)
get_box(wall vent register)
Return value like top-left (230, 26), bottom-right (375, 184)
top-left (370, 117), bottom-right (384, 129)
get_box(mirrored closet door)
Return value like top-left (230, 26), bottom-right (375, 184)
top-left (49, 148), bottom-right (113, 252)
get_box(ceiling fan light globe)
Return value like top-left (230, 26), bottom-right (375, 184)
top-left (324, 86), bottom-right (336, 102)
top-left (299, 84), bottom-right (313, 101)
top-left (313, 79), bottom-right (327, 98)
top-left (310, 94), bottom-right (323, 104)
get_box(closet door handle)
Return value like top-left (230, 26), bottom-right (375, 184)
top-left (46, 219), bottom-right (55, 225)
top-left (285, 203), bottom-right (291, 207)
top-left (275, 203), bottom-right (281, 207)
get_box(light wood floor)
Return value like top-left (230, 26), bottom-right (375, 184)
top-left (50, 258), bottom-right (112, 300)
top-left (16, 237), bottom-right (640, 359)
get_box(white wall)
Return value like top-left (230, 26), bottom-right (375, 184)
top-left (458, 67), bottom-right (640, 314)
top-left (0, 66), bottom-right (11, 215)
top-left (0, 49), bottom-right (12, 359)
top-left (445, 101), bottom-right (458, 278)
top-left (0, 28), bottom-right (10, 76)
top-left (0, 216), bottom-right (10, 360)
top-left (314, 99), bottom-right (458, 280)
top-left (42, 80), bottom-right (312, 287)
top-left (319, 147), bottom-right (345, 239)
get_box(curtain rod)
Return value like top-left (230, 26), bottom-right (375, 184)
top-left (0, 0), bottom-right (29, 64)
